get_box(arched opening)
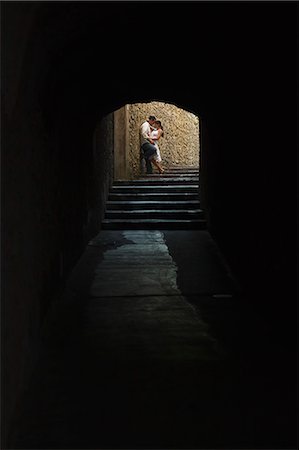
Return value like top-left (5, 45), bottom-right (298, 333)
top-left (91, 101), bottom-right (204, 231)
top-left (111, 101), bottom-right (201, 180)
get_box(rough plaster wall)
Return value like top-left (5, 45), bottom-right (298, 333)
top-left (128, 102), bottom-right (200, 178)
top-left (91, 114), bottom-right (114, 229)
top-left (3, 75), bottom-right (62, 443)
top-left (113, 107), bottom-right (128, 180)
top-left (2, 7), bottom-right (65, 440)
top-left (1, 5), bottom-right (105, 441)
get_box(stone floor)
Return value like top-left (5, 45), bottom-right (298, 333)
top-left (10, 230), bottom-right (296, 449)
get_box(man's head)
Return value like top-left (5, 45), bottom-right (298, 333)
top-left (148, 115), bottom-right (156, 126)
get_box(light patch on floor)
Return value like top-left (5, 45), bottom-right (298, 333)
top-left (90, 230), bottom-right (181, 297)
top-left (89, 230), bottom-right (222, 361)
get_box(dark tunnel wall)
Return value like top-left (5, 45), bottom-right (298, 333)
top-left (1, 1), bottom-right (297, 444)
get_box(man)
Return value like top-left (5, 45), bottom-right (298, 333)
top-left (139, 115), bottom-right (157, 174)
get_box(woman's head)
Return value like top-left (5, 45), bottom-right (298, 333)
top-left (154, 120), bottom-right (164, 136)
top-left (154, 120), bottom-right (162, 129)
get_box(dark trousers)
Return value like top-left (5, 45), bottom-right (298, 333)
top-left (141, 143), bottom-right (157, 174)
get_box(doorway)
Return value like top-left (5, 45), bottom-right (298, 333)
top-left (113, 101), bottom-right (201, 180)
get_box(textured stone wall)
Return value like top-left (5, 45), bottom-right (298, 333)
top-left (2, 5), bottom-right (63, 440)
top-left (128, 102), bottom-right (200, 178)
top-left (2, 6), bottom-right (115, 443)
top-left (91, 113), bottom-right (114, 231)
top-left (114, 107), bottom-right (131, 180)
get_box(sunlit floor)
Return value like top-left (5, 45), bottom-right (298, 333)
top-left (11, 230), bottom-right (296, 449)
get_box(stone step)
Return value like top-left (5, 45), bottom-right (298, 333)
top-left (106, 200), bottom-right (201, 210)
top-left (101, 218), bottom-right (207, 230)
top-left (166, 166), bottom-right (199, 170)
top-left (108, 192), bottom-right (200, 201)
top-left (164, 172), bottom-right (199, 175)
top-left (140, 172), bottom-right (199, 177)
top-left (103, 169), bottom-right (202, 230)
top-left (105, 209), bottom-right (204, 220)
top-left (110, 185), bottom-right (199, 193)
top-left (114, 177), bottom-right (199, 185)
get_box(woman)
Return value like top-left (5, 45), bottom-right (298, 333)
top-left (149, 120), bottom-right (165, 174)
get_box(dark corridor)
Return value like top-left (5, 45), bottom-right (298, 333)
top-left (1, 2), bottom-right (297, 449)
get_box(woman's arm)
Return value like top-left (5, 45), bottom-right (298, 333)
top-left (152, 129), bottom-right (163, 141)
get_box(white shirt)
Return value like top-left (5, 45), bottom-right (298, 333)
top-left (139, 121), bottom-right (151, 146)
top-left (150, 129), bottom-right (162, 162)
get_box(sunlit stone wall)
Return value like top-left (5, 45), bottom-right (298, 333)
top-left (127, 101), bottom-right (200, 178)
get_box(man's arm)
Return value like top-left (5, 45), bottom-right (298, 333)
top-left (140, 122), bottom-right (154, 144)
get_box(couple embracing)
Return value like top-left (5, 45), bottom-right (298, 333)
top-left (140, 115), bottom-right (165, 174)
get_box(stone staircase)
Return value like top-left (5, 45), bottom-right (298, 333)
top-left (101, 166), bottom-right (206, 230)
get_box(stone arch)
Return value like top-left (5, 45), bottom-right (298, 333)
top-left (90, 100), bottom-right (207, 236)
top-left (112, 101), bottom-right (201, 180)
